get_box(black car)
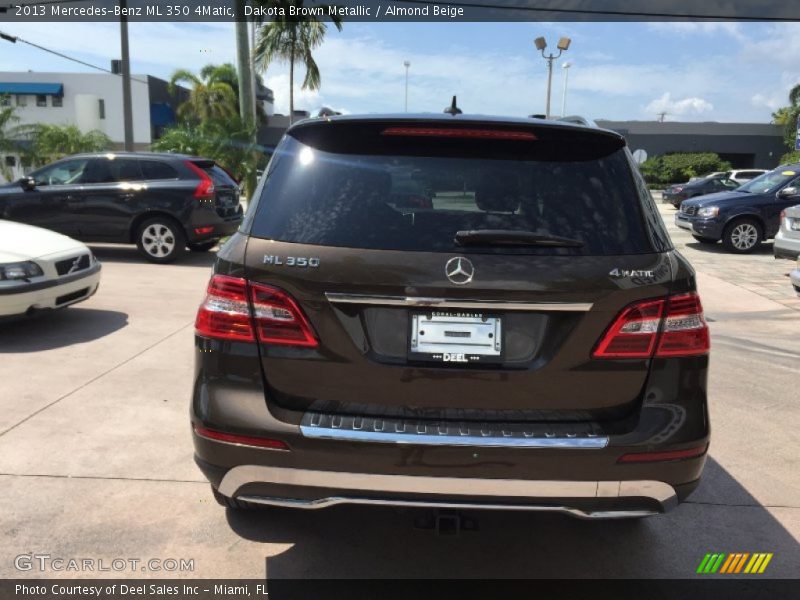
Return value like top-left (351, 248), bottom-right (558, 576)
top-left (192, 114), bottom-right (710, 520)
top-left (0, 152), bottom-right (243, 263)
top-left (675, 165), bottom-right (800, 253)
top-left (663, 175), bottom-right (740, 208)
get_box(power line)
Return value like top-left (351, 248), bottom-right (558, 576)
top-left (0, 29), bottom-right (149, 85)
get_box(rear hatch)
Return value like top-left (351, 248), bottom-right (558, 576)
top-left (242, 118), bottom-right (674, 422)
top-left (190, 159), bottom-right (241, 220)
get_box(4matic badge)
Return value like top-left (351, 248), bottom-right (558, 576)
top-left (609, 268), bottom-right (654, 278)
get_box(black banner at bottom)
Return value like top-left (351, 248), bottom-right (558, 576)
top-left (2, 579), bottom-right (799, 600)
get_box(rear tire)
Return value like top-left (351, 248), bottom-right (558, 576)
top-left (188, 240), bottom-right (219, 252)
top-left (691, 235), bottom-right (717, 245)
top-left (136, 217), bottom-right (186, 264)
top-left (722, 218), bottom-right (762, 253)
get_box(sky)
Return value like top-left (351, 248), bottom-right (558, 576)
top-left (1, 20), bottom-right (799, 123)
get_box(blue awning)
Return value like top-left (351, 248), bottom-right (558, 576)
top-left (0, 82), bottom-right (64, 96)
top-left (150, 102), bottom-right (176, 127)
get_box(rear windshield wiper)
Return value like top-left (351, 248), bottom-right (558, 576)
top-left (454, 229), bottom-right (584, 248)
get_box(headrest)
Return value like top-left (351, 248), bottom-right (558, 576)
top-left (475, 177), bottom-right (521, 213)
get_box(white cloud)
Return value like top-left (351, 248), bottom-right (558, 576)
top-left (751, 93), bottom-right (783, 111)
top-left (645, 93), bottom-right (714, 118)
top-left (646, 22), bottom-right (746, 41)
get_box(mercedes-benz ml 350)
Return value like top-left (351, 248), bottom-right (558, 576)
top-left (191, 114), bottom-right (710, 519)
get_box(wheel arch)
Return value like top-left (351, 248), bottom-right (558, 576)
top-left (129, 210), bottom-right (186, 243)
top-left (721, 211), bottom-right (765, 233)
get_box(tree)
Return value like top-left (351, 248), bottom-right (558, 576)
top-left (16, 123), bottom-right (112, 166)
top-left (771, 83), bottom-right (800, 150)
top-left (253, 1), bottom-right (342, 123)
top-left (169, 67), bottom-right (239, 123)
top-left (152, 115), bottom-right (264, 185)
top-left (0, 98), bottom-right (20, 181)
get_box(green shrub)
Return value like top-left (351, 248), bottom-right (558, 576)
top-left (638, 152), bottom-right (732, 185)
top-left (779, 150), bottom-right (800, 165)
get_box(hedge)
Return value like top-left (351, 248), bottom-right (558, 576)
top-left (638, 152), bottom-right (732, 185)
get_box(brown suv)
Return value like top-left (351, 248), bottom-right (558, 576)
top-left (191, 114), bottom-right (710, 519)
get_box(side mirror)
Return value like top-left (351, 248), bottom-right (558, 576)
top-left (777, 186), bottom-right (798, 198)
top-left (19, 177), bottom-right (36, 192)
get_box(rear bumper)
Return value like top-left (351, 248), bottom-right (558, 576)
top-left (774, 230), bottom-right (800, 260)
top-left (186, 205), bottom-right (242, 242)
top-left (192, 338), bottom-right (710, 519)
top-left (210, 463), bottom-right (680, 519)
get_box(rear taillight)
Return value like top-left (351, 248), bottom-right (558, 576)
top-left (655, 293), bottom-right (710, 357)
top-left (184, 160), bottom-right (215, 201)
top-left (250, 282), bottom-right (318, 347)
top-left (592, 292), bottom-right (709, 359)
top-left (195, 275), bottom-right (254, 341)
top-left (195, 275), bottom-right (318, 347)
top-left (381, 127), bottom-right (537, 141)
top-left (617, 443), bottom-right (707, 463)
top-left (193, 425), bottom-right (289, 450)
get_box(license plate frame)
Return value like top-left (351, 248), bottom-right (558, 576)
top-left (408, 310), bottom-right (503, 365)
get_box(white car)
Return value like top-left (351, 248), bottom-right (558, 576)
top-left (0, 220), bottom-right (101, 318)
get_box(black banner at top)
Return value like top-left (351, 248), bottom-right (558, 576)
top-left (1, 0), bottom-right (800, 23)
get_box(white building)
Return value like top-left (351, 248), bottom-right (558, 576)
top-left (0, 71), bottom-right (189, 181)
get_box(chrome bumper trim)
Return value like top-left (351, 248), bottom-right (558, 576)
top-left (218, 465), bottom-right (678, 513)
top-left (300, 423), bottom-right (608, 448)
top-left (325, 292), bottom-right (592, 312)
top-left (236, 495), bottom-right (659, 520)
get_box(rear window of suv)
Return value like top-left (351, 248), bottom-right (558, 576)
top-left (249, 123), bottom-right (654, 256)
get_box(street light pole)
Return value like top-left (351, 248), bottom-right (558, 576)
top-left (534, 36), bottom-right (571, 119)
top-left (404, 60), bottom-right (410, 112)
top-left (561, 61), bottom-right (571, 117)
top-left (119, 0), bottom-right (134, 151)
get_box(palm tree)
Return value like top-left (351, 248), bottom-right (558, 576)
top-left (16, 124), bottom-right (112, 166)
top-left (169, 67), bottom-right (239, 123)
top-left (152, 116), bottom-right (261, 184)
top-left (253, 1), bottom-right (342, 123)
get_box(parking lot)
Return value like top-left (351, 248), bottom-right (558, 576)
top-left (1, 201), bottom-right (798, 579)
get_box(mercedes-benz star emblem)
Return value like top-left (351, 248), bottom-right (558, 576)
top-left (445, 256), bottom-right (474, 285)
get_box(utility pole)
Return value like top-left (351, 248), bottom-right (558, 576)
top-left (657, 111), bottom-right (668, 122)
top-left (404, 60), bottom-right (410, 112)
top-left (119, 0), bottom-right (134, 151)
top-left (235, 0), bottom-right (257, 199)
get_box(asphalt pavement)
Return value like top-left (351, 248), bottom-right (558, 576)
top-left (0, 206), bottom-right (798, 579)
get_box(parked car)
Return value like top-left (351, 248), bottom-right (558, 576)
top-left (0, 152), bottom-right (243, 263)
top-left (774, 203), bottom-right (800, 260)
top-left (728, 169), bottom-right (768, 185)
top-left (0, 220), bottom-right (101, 319)
top-left (663, 176), bottom-right (739, 208)
top-left (676, 165), bottom-right (800, 253)
top-left (191, 114), bottom-right (710, 520)
top-left (791, 257), bottom-right (800, 296)
top-left (688, 171), bottom-right (729, 182)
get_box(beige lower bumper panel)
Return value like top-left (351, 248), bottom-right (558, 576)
top-left (218, 465), bottom-right (678, 519)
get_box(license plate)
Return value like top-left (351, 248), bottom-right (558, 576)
top-left (790, 218), bottom-right (800, 231)
top-left (408, 311), bottom-right (502, 364)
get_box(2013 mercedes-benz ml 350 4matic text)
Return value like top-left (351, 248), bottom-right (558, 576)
top-left (191, 114), bottom-right (710, 520)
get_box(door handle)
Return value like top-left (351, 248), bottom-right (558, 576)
top-left (120, 193), bottom-right (135, 200)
